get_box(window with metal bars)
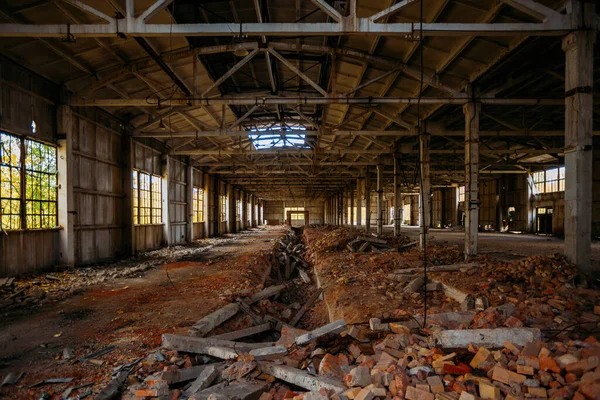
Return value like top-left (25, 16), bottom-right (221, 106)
top-left (192, 187), bottom-right (204, 223)
top-left (132, 169), bottom-right (162, 225)
top-left (0, 132), bottom-right (57, 230)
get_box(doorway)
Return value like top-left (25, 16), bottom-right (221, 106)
top-left (536, 207), bottom-right (553, 235)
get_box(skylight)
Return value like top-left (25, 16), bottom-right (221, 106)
top-left (249, 125), bottom-right (309, 150)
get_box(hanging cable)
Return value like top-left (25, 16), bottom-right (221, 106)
top-left (417, 0), bottom-right (428, 327)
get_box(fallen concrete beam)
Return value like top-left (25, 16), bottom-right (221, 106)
top-left (183, 365), bottom-right (219, 397)
top-left (162, 334), bottom-right (275, 355)
top-left (261, 362), bottom-right (346, 393)
top-left (433, 328), bottom-right (542, 349)
top-left (248, 284), bottom-right (287, 304)
top-left (295, 319), bottom-right (347, 346)
top-left (158, 365), bottom-right (213, 385)
top-left (211, 323), bottom-right (272, 341)
top-left (190, 380), bottom-right (266, 400)
top-left (249, 345), bottom-right (288, 361)
top-left (191, 303), bottom-right (240, 337)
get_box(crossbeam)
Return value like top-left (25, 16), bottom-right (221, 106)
top-left (71, 97), bottom-right (566, 107)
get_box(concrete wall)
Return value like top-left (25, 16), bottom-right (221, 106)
top-left (593, 138), bottom-right (600, 237)
top-left (71, 108), bottom-right (125, 263)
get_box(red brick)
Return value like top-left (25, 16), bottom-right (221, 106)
top-left (540, 355), bottom-right (561, 373)
top-left (444, 362), bottom-right (473, 375)
top-left (579, 382), bottom-right (600, 400)
top-left (318, 354), bottom-right (343, 379)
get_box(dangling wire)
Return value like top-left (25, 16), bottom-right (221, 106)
top-left (417, 0), bottom-right (428, 327)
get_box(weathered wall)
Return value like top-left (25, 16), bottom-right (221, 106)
top-left (443, 188), bottom-right (458, 227)
top-left (264, 201), bottom-right (284, 224)
top-left (432, 190), bottom-right (443, 228)
top-left (593, 139), bottom-right (600, 237)
top-left (71, 108), bottom-right (125, 264)
top-left (532, 192), bottom-right (565, 236)
top-left (479, 179), bottom-right (498, 230)
top-left (504, 175), bottom-right (529, 232)
top-left (0, 57), bottom-right (59, 275)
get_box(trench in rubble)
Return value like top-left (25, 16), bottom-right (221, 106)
top-left (207, 226), bottom-right (328, 342)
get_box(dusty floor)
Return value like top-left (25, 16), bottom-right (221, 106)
top-left (0, 227), bottom-right (287, 399)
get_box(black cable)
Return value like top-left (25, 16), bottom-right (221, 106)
top-left (417, 0), bottom-right (427, 327)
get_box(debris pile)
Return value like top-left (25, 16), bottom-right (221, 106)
top-left (274, 229), bottom-right (310, 281)
top-left (118, 312), bottom-right (600, 400)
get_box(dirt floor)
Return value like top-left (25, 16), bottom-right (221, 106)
top-left (0, 227), bottom-right (298, 399)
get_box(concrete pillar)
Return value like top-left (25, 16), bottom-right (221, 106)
top-left (563, 6), bottom-right (595, 272)
top-left (228, 186), bottom-right (235, 233)
top-left (252, 195), bottom-right (257, 227)
top-left (186, 164), bottom-right (194, 242)
top-left (394, 154), bottom-right (402, 236)
top-left (356, 178), bottom-right (363, 227)
top-left (57, 105), bottom-right (75, 265)
top-left (464, 98), bottom-right (480, 256)
top-left (350, 187), bottom-right (355, 225)
top-left (161, 155), bottom-right (171, 246)
top-left (376, 162), bottom-right (384, 236)
top-left (365, 169), bottom-right (371, 233)
top-left (123, 135), bottom-right (135, 254)
top-left (419, 130), bottom-right (431, 249)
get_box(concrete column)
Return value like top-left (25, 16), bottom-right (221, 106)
top-left (350, 186), bottom-right (355, 225)
top-left (252, 196), bottom-right (257, 227)
top-left (563, 7), bottom-right (595, 272)
top-left (228, 186), bottom-right (235, 233)
top-left (419, 130), bottom-right (431, 249)
top-left (338, 191), bottom-right (343, 225)
top-left (394, 154), bottom-right (402, 236)
top-left (259, 199), bottom-right (263, 225)
top-left (57, 105), bottom-right (75, 265)
top-left (122, 135), bottom-right (135, 255)
top-left (365, 169), bottom-right (371, 233)
top-left (186, 164), bottom-right (194, 242)
top-left (464, 99), bottom-right (480, 256)
top-left (356, 178), bottom-right (363, 227)
top-left (241, 192), bottom-right (247, 230)
top-left (376, 162), bottom-right (384, 236)
top-left (161, 155), bottom-right (171, 246)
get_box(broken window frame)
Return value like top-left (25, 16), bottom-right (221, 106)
top-left (1, 132), bottom-right (58, 231)
top-left (132, 169), bottom-right (162, 225)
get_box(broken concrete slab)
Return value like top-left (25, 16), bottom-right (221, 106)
top-left (158, 365), bottom-right (216, 385)
top-left (183, 365), bottom-right (219, 397)
top-left (162, 334), bottom-right (275, 353)
top-left (190, 381), bottom-right (266, 400)
top-left (290, 288), bottom-right (323, 327)
top-left (295, 319), bottom-right (347, 346)
top-left (191, 303), bottom-right (240, 337)
top-left (404, 277), bottom-right (425, 293)
top-left (433, 328), bottom-right (542, 349)
top-left (261, 362), bottom-right (346, 393)
top-left (211, 323), bottom-right (272, 341)
top-left (248, 284), bottom-right (287, 304)
top-left (249, 346), bottom-right (288, 361)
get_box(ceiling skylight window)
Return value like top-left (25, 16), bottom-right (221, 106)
top-left (249, 125), bottom-right (308, 150)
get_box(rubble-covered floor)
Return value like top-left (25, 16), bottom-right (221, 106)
top-left (0, 227), bottom-right (297, 399)
top-left (1, 225), bottom-right (600, 400)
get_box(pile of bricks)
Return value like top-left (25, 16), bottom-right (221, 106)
top-left (123, 311), bottom-right (600, 400)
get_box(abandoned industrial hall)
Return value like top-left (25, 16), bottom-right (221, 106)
top-left (0, 0), bottom-right (599, 399)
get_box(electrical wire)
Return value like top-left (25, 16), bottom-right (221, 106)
top-left (417, 0), bottom-right (428, 327)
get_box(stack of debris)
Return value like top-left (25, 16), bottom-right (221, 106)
top-left (274, 229), bottom-right (310, 282)
top-left (345, 236), bottom-right (417, 253)
top-left (121, 311), bottom-right (600, 400)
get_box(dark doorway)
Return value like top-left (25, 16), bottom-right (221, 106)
top-left (536, 207), bottom-right (553, 235)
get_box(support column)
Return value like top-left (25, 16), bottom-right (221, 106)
top-left (350, 186), bottom-right (355, 225)
top-left (338, 190), bottom-right (343, 225)
top-left (356, 178), bottom-right (362, 227)
top-left (420, 130), bottom-right (431, 249)
top-left (241, 192), bottom-right (248, 230)
top-left (161, 154), bottom-right (171, 246)
top-left (123, 134), bottom-right (135, 254)
top-left (228, 186), bottom-right (236, 233)
top-left (394, 153), bottom-right (402, 236)
top-left (186, 164), bottom-right (194, 242)
top-left (464, 98), bottom-right (480, 256)
top-left (376, 161), bottom-right (384, 236)
top-left (57, 104), bottom-right (75, 265)
top-left (563, 8), bottom-right (595, 272)
top-left (365, 169), bottom-right (371, 233)
top-left (251, 195), bottom-right (256, 227)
